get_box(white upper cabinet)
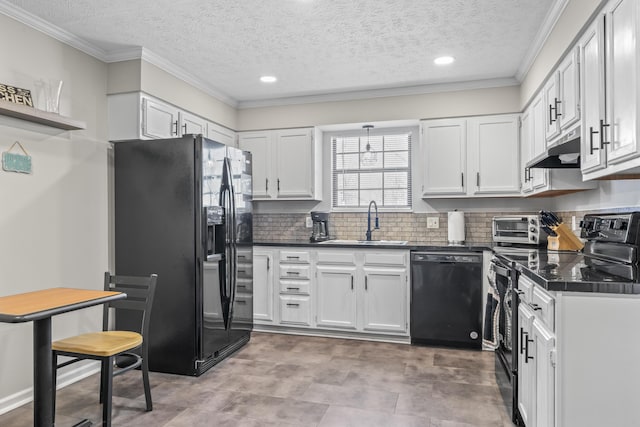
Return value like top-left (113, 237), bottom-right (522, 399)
top-left (543, 73), bottom-right (561, 142)
top-left (207, 122), bottom-right (236, 146)
top-left (580, 16), bottom-right (607, 174)
top-left (238, 128), bottom-right (322, 201)
top-left (467, 114), bottom-right (520, 195)
top-left (142, 96), bottom-right (181, 139)
top-left (107, 92), bottom-right (233, 144)
top-left (606, 0), bottom-right (640, 165)
top-left (238, 131), bottom-right (273, 199)
top-left (420, 115), bottom-right (520, 198)
top-left (420, 118), bottom-right (467, 196)
top-left (275, 128), bottom-right (314, 198)
top-left (178, 110), bottom-right (207, 136)
top-left (558, 48), bottom-right (581, 130)
top-left (581, 0), bottom-right (640, 179)
top-left (544, 47), bottom-right (580, 144)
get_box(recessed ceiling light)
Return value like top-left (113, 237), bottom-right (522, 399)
top-left (434, 56), bottom-right (455, 65)
top-left (260, 76), bottom-right (277, 83)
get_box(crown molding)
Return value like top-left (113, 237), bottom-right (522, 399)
top-left (515, 0), bottom-right (569, 82)
top-left (0, 0), bottom-right (108, 60)
top-left (136, 48), bottom-right (238, 108)
top-left (237, 77), bottom-right (519, 109)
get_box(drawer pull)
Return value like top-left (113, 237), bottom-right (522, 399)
top-left (238, 270), bottom-right (246, 274)
top-left (286, 287), bottom-right (300, 291)
top-left (530, 303), bottom-right (542, 311)
top-left (238, 255), bottom-right (247, 260)
top-left (236, 300), bottom-right (247, 305)
top-left (286, 271), bottom-right (300, 275)
top-left (286, 256), bottom-right (300, 260)
top-left (237, 284), bottom-right (246, 289)
top-left (286, 303), bottom-right (300, 307)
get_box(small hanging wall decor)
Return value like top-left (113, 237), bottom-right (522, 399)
top-left (2, 141), bottom-right (32, 174)
top-left (0, 83), bottom-right (33, 107)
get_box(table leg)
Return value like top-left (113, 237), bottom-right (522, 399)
top-left (33, 317), bottom-right (53, 427)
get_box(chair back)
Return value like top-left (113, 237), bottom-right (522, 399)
top-left (103, 272), bottom-right (157, 341)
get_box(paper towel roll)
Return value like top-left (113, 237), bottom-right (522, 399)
top-left (448, 211), bottom-right (465, 244)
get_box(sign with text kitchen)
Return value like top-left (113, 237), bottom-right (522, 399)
top-left (0, 83), bottom-right (33, 107)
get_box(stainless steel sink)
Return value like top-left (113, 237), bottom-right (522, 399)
top-left (318, 239), bottom-right (408, 245)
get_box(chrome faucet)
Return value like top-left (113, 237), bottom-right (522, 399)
top-left (365, 200), bottom-right (379, 241)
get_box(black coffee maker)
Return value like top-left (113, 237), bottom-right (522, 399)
top-left (310, 211), bottom-right (330, 242)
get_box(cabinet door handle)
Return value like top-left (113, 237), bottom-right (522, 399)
top-left (476, 172), bottom-right (480, 188)
top-left (277, 178), bottom-right (280, 192)
top-left (589, 126), bottom-right (600, 155)
top-left (554, 98), bottom-right (562, 119)
top-left (351, 276), bottom-right (354, 290)
top-left (461, 172), bottom-right (464, 188)
top-left (172, 120), bottom-right (179, 136)
top-left (265, 178), bottom-right (269, 192)
top-left (267, 258), bottom-right (270, 270)
top-left (182, 123), bottom-right (188, 134)
top-left (549, 104), bottom-right (555, 125)
top-left (286, 303), bottom-right (300, 307)
top-left (525, 336), bottom-right (534, 363)
top-left (600, 119), bottom-right (610, 148)
top-left (365, 276), bottom-right (368, 291)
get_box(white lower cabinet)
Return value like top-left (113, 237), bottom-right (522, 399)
top-left (316, 266), bottom-right (357, 329)
top-left (253, 249), bottom-right (274, 323)
top-left (316, 249), bottom-right (409, 336)
top-left (362, 267), bottom-right (408, 333)
top-left (518, 275), bottom-right (557, 427)
top-left (253, 246), bottom-right (409, 339)
top-left (279, 295), bottom-right (311, 326)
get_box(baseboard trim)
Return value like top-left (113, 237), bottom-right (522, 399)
top-left (253, 324), bottom-right (411, 344)
top-left (0, 362), bottom-right (100, 415)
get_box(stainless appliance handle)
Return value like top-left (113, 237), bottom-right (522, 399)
top-left (225, 158), bottom-right (238, 323)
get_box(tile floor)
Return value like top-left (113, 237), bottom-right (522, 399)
top-left (0, 332), bottom-right (515, 426)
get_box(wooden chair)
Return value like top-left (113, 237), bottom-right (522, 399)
top-left (52, 272), bottom-right (157, 426)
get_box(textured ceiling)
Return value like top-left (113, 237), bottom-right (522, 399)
top-left (4, 0), bottom-right (555, 104)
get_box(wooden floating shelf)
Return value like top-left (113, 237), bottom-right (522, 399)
top-left (0, 98), bottom-right (86, 131)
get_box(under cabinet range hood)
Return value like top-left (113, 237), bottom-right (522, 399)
top-left (526, 126), bottom-right (581, 169)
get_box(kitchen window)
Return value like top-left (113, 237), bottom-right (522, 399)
top-left (331, 129), bottom-right (412, 209)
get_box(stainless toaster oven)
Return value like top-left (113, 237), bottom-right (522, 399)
top-left (492, 215), bottom-right (547, 246)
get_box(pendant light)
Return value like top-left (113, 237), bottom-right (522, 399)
top-left (362, 124), bottom-right (377, 166)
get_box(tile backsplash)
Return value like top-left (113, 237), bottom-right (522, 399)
top-left (253, 207), bottom-right (639, 244)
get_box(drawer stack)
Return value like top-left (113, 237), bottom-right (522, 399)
top-left (278, 250), bottom-right (312, 326)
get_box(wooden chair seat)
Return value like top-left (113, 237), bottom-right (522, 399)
top-left (53, 331), bottom-right (142, 357)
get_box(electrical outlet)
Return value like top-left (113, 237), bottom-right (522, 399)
top-left (427, 217), bottom-right (439, 229)
top-left (305, 216), bottom-right (313, 228)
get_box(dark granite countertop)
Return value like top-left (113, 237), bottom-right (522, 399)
top-left (254, 240), bottom-right (493, 252)
top-left (496, 249), bottom-right (640, 295)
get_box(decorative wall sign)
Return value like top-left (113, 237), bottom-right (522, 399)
top-left (2, 141), bottom-right (32, 174)
top-left (0, 83), bottom-right (33, 107)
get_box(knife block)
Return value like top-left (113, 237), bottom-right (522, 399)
top-left (547, 223), bottom-right (584, 251)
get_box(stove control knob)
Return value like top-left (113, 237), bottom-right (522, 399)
top-left (530, 227), bottom-right (536, 232)
top-left (530, 219), bottom-right (536, 225)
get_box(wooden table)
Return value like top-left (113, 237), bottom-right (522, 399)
top-left (0, 287), bottom-right (126, 427)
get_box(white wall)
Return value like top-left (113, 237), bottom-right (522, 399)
top-left (0, 13), bottom-right (109, 413)
top-left (519, 0), bottom-right (606, 107)
top-left (552, 180), bottom-right (640, 211)
top-left (237, 85), bottom-right (521, 130)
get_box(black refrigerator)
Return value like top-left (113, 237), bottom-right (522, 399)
top-left (113, 134), bottom-right (253, 376)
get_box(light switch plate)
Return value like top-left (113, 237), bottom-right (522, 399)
top-left (305, 216), bottom-right (313, 228)
top-left (427, 217), bottom-right (439, 229)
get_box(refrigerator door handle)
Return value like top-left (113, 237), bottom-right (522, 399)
top-left (226, 157), bottom-right (238, 324)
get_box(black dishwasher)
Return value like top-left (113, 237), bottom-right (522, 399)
top-left (410, 251), bottom-right (483, 349)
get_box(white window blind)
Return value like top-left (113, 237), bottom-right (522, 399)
top-left (332, 131), bottom-right (412, 208)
